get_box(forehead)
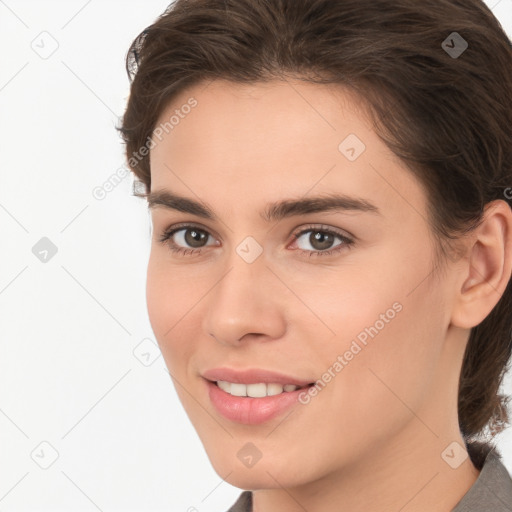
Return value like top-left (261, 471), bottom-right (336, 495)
top-left (153, 78), bottom-right (371, 147)
top-left (149, 78), bottom-right (427, 225)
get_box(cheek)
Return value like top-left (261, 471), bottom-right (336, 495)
top-left (145, 255), bottom-right (200, 373)
top-left (299, 245), bottom-right (446, 412)
top-left (323, 274), bottom-right (445, 439)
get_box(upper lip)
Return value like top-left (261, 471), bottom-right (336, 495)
top-left (202, 367), bottom-right (314, 387)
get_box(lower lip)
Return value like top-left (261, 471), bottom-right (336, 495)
top-left (206, 379), bottom-right (310, 425)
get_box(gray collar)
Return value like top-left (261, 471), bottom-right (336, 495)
top-left (452, 447), bottom-right (512, 511)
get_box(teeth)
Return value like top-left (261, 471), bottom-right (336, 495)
top-left (217, 380), bottom-right (231, 393)
top-left (230, 383), bottom-right (247, 397)
top-left (216, 381), bottom-right (301, 397)
top-left (267, 383), bottom-right (284, 396)
top-left (247, 383), bottom-right (267, 398)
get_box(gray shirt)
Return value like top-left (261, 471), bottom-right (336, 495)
top-left (226, 444), bottom-right (512, 511)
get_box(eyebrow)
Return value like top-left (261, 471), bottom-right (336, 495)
top-left (146, 189), bottom-right (381, 222)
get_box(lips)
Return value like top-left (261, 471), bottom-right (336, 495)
top-left (202, 367), bottom-right (314, 387)
top-left (202, 367), bottom-right (316, 424)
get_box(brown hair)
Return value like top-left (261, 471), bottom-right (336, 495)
top-left (118, 0), bottom-right (512, 445)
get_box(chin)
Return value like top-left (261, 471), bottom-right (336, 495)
top-left (219, 466), bottom-right (295, 490)
top-left (204, 446), bottom-right (314, 490)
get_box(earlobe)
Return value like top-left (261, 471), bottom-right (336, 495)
top-left (451, 200), bottom-right (512, 329)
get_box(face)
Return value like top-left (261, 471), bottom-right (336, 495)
top-left (147, 79), bottom-right (458, 489)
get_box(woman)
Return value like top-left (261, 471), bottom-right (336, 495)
top-left (119, 0), bottom-right (512, 510)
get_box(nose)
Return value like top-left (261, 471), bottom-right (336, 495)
top-left (202, 243), bottom-right (287, 347)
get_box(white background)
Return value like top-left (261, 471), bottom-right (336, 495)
top-left (0, 1), bottom-right (511, 511)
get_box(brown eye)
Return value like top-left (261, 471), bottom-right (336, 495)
top-left (291, 225), bottom-right (355, 258)
top-left (306, 231), bottom-right (337, 251)
top-left (158, 223), bottom-right (354, 258)
top-left (158, 224), bottom-right (216, 255)
top-left (180, 227), bottom-right (209, 248)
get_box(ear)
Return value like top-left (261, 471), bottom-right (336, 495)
top-left (451, 199), bottom-right (512, 329)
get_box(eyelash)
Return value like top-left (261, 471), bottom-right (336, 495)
top-left (157, 223), bottom-right (355, 258)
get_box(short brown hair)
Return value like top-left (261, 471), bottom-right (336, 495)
top-left (119, 0), bottom-right (512, 445)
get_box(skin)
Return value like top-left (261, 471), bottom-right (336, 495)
top-left (146, 78), bottom-right (512, 512)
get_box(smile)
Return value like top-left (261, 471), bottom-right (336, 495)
top-left (216, 380), bottom-right (309, 397)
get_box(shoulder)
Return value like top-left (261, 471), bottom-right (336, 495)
top-left (226, 490), bottom-right (252, 512)
top-left (452, 442), bottom-right (512, 511)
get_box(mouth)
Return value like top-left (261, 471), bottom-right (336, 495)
top-left (203, 372), bottom-right (317, 424)
top-left (201, 367), bottom-right (317, 424)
